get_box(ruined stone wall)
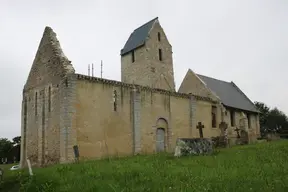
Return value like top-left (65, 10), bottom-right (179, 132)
top-left (74, 74), bottom-right (219, 159)
top-left (22, 84), bottom-right (61, 167)
top-left (20, 27), bottom-right (75, 167)
top-left (121, 21), bottom-right (175, 91)
top-left (225, 109), bottom-right (259, 143)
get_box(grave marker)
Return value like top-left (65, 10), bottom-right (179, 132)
top-left (73, 145), bottom-right (80, 163)
top-left (197, 122), bottom-right (204, 138)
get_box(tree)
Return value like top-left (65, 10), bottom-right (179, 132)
top-left (0, 138), bottom-right (13, 159)
top-left (255, 101), bottom-right (288, 137)
top-left (254, 101), bottom-right (270, 134)
top-left (267, 108), bottom-right (288, 136)
top-left (12, 136), bottom-right (21, 146)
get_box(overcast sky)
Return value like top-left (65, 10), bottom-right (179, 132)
top-left (0, 0), bottom-right (287, 139)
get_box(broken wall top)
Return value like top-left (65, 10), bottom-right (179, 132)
top-left (24, 26), bottom-right (75, 90)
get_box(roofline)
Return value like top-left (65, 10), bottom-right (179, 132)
top-left (132, 17), bottom-right (158, 32)
top-left (196, 73), bottom-right (231, 84)
top-left (120, 43), bottom-right (145, 56)
top-left (230, 81), bottom-right (258, 111)
top-left (192, 71), bottom-right (221, 101)
top-left (196, 73), bottom-right (259, 113)
top-left (120, 17), bottom-right (158, 56)
top-left (75, 73), bottom-right (218, 103)
top-left (223, 104), bottom-right (259, 114)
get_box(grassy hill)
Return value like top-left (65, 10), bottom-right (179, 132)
top-left (1, 140), bottom-right (288, 192)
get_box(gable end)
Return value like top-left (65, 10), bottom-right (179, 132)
top-left (120, 17), bottom-right (158, 56)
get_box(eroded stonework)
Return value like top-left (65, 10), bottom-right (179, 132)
top-left (20, 27), bottom-right (75, 168)
top-left (174, 138), bottom-right (214, 157)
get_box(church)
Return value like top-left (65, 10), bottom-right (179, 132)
top-left (20, 17), bottom-right (260, 167)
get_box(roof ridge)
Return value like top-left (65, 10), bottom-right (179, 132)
top-left (196, 73), bottom-right (231, 84)
top-left (133, 17), bottom-right (158, 32)
top-left (196, 73), bottom-right (258, 113)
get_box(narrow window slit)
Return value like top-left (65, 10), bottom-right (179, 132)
top-left (113, 90), bottom-right (117, 111)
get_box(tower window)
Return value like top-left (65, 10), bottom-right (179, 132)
top-left (157, 32), bottom-right (161, 41)
top-left (158, 49), bottom-right (162, 61)
top-left (131, 50), bottom-right (135, 63)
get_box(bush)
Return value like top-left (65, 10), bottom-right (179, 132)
top-left (211, 136), bottom-right (227, 148)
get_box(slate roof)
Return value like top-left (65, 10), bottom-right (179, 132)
top-left (196, 74), bottom-right (259, 113)
top-left (121, 17), bottom-right (158, 56)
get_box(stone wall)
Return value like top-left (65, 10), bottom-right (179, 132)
top-left (224, 109), bottom-right (260, 144)
top-left (121, 20), bottom-right (175, 91)
top-left (74, 74), bottom-right (219, 160)
top-left (20, 27), bottom-right (75, 167)
top-left (75, 76), bottom-right (133, 159)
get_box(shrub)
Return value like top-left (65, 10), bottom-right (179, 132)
top-left (211, 136), bottom-right (227, 148)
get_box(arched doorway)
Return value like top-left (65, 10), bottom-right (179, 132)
top-left (156, 128), bottom-right (165, 152)
top-left (156, 118), bottom-right (168, 152)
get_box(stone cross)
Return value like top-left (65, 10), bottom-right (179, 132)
top-left (197, 122), bottom-right (204, 138)
top-left (234, 127), bottom-right (241, 138)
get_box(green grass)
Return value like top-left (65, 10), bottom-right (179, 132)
top-left (1, 140), bottom-right (288, 192)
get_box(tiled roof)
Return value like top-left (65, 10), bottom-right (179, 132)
top-left (120, 17), bottom-right (158, 55)
top-left (197, 74), bottom-right (259, 113)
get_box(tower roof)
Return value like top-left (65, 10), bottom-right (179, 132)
top-left (120, 17), bottom-right (158, 56)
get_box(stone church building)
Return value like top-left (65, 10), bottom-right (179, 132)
top-left (20, 17), bottom-right (260, 167)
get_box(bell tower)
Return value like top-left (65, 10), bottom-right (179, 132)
top-left (120, 17), bottom-right (175, 91)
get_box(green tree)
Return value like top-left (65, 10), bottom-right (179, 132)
top-left (0, 138), bottom-right (13, 158)
top-left (255, 101), bottom-right (288, 137)
top-left (12, 136), bottom-right (21, 146)
top-left (267, 108), bottom-right (288, 135)
top-left (254, 101), bottom-right (270, 134)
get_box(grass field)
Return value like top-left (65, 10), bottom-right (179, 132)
top-left (1, 140), bottom-right (288, 192)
